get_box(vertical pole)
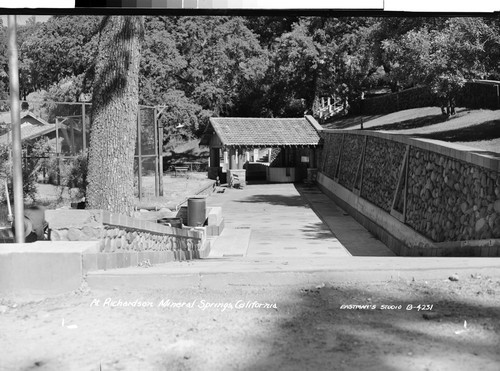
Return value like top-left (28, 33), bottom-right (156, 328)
top-left (238, 151), bottom-right (245, 169)
top-left (7, 15), bottom-right (24, 243)
top-left (159, 124), bottom-right (164, 196)
top-left (82, 103), bottom-right (86, 151)
top-left (153, 107), bottom-right (159, 197)
top-left (55, 118), bottom-right (60, 185)
top-left (209, 148), bottom-right (215, 167)
top-left (496, 85), bottom-right (499, 109)
top-left (137, 110), bottom-right (142, 200)
top-left (70, 120), bottom-right (75, 155)
top-left (229, 148), bottom-right (236, 170)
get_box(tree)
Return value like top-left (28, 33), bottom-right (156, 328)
top-left (18, 16), bottom-right (101, 100)
top-left (0, 19), bottom-right (9, 100)
top-left (267, 21), bottom-right (321, 116)
top-left (86, 16), bottom-right (144, 215)
top-left (172, 17), bottom-right (268, 116)
top-left (382, 18), bottom-right (499, 115)
top-left (139, 16), bottom-right (187, 106)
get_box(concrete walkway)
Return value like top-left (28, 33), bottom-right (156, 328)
top-left (86, 182), bottom-right (500, 291)
top-left (207, 183), bottom-right (393, 258)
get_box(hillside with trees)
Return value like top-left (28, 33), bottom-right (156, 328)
top-left (1, 15), bottom-right (499, 144)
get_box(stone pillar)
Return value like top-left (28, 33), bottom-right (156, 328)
top-left (229, 148), bottom-right (237, 170)
top-left (238, 152), bottom-right (245, 169)
top-left (268, 148), bottom-right (272, 163)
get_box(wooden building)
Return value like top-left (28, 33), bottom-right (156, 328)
top-left (200, 115), bottom-right (322, 185)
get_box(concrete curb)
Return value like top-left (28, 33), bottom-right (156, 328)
top-left (0, 241), bottom-right (99, 294)
top-left (86, 256), bottom-right (500, 290)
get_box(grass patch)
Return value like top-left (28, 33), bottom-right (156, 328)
top-left (325, 107), bottom-right (500, 153)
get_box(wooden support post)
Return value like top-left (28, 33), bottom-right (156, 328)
top-left (137, 110), bottom-right (142, 200)
top-left (70, 119), bottom-right (75, 155)
top-left (154, 107), bottom-right (159, 197)
top-left (82, 103), bottom-right (87, 151)
top-left (158, 124), bottom-right (164, 196)
top-left (229, 148), bottom-right (236, 170)
top-left (238, 150), bottom-right (245, 169)
top-left (55, 118), bottom-right (60, 185)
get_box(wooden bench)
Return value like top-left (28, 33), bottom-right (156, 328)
top-left (174, 166), bottom-right (189, 177)
top-left (230, 173), bottom-right (244, 189)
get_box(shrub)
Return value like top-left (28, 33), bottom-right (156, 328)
top-left (0, 138), bottom-right (53, 202)
top-left (65, 150), bottom-right (88, 199)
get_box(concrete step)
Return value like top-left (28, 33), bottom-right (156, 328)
top-left (207, 228), bottom-right (251, 258)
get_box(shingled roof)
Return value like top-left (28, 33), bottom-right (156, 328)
top-left (200, 115), bottom-right (322, 147)
top-left (0, 112), bottom-right (56, 145)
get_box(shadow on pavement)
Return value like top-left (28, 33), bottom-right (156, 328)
top-left (235, 194), bottom-right (308, 208)
top-left (300, 221), bottom-right (337, 240)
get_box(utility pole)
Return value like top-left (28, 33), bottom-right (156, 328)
top-left (8, 15), bottom-right (25, 243)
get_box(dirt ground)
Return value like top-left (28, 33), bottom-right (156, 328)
top-left (1, 274), bottom-right (499, 371)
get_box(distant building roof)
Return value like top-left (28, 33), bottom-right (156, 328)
top-left (200, 116), bottom-right (322, 147)
top-left (0, 112), bottom-right (55, 145)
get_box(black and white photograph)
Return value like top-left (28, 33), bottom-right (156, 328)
top-left (0, 2), bottom-right (499, 370)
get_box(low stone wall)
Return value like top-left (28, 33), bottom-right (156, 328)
top-left (319, 129), bottom-right (500, 255)
top-left (45, 209), bottom-right (210, 269)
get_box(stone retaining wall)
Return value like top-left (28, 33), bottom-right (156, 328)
top-left (319, 129), bottom-right (500, 255)
top-left (45, 209), bottom-right (210, 268)
top-left (406, 148), bottom-right (499, 242)
top-left (337, 135), bottom-right (364, 191)
top-left (361, 137), bottom-right (406, 212)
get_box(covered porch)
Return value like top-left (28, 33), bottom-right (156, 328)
top-left (200, 116), bottom-right (323, 186)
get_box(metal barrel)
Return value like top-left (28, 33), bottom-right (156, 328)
top-left (187, 197), bottom-right (206, 227)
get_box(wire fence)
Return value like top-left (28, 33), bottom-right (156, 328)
top-left (0, 100), bottom-right (161, 199)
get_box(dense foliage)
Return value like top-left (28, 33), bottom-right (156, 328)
top-left (0, 139), bottom-right (53, 202)
top-left (1, 15), bottom-right (499, 126)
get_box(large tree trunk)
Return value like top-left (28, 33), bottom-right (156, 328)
top-left (87, 16), bottom-right (144, 215)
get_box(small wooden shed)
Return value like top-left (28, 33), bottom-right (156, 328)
top-left (200, 115), bottom-right (322, 185)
